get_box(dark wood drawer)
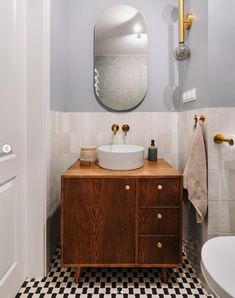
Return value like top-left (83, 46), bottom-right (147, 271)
top-left (138, 178), bottom-right (180, 206)
top-left (138, 236), bottom-right (181, 265)
top-left (139, 208), bottom-right (179, 235)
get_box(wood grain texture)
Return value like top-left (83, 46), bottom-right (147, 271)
top-left (61, 178), bottom-right (136, 265)
top-left (138, 236), bottom-right (180, 264)
top-left (138, 178), bottom-right (180, 206)
top-left (61, 160), bottom-right (183, 275)
top-left (62, 159), bottom-right (182, 178)
top-left (139, 208), bottom-right (180, 235)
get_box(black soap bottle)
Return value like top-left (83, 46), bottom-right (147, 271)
top-left (148, 140), bottom-right (158, 161)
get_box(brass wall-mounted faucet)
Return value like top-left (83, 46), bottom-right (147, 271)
top-left (122, 124), bottom-right (130, 136)
top-left (111, 124), bottom-right (119, 135)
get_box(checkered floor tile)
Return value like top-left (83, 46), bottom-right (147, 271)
top-left (16, 247), bottom-right (213, 297)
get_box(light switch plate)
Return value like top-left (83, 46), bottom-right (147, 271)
top-left (182, 88), bottom-right (197, 103)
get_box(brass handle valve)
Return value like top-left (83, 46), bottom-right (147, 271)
top-left (111, 124), bottom-right (119, 135)
top-left (122, 124), bottom-right (130, 136)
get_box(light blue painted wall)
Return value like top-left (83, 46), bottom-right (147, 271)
top-left (51, 0), bottom-right (178, 112)
top-left (50, 0), bottom-right (67, 111)
top-left (179, 0), bottom-right (235, 111)
top-left (51, 0), bottom-right (235, 112)
top-left (208, 0), bottom-right (235, 107)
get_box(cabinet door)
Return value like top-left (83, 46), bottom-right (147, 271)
top-left (61, 178), bottom-right (136, 265)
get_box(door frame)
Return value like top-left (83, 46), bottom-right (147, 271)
top-left (27, 0), bottom-right (50, 277)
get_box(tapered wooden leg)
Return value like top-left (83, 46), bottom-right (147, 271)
top-left (74, 267), bottom-right (81, 283)
top-left (161, 268), bottom-right (168, 283)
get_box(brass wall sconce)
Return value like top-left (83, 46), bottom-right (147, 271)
top-left (175, 0), bottom-right (193, 61)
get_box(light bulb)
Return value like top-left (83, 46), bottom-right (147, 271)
top-left (174, 43), bottom-right (190, 61)
top-left (134, 24), bottom-right (141, 34)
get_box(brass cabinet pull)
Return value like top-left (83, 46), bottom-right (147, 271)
top-left (157, 242), bottom-right (163, 248)
top-left (157, 213), bottom-right (163, 220)
top-left (157, 184), bottom-right (163, 190)
top-left (125, 185), bottom-right (130, 191)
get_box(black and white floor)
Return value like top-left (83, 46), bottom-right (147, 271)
top-left (16, 248), bottom-right (213, 298)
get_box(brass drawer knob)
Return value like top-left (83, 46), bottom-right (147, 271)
top-left (157, 242), bottom-right (163, 248)
top-left (125, 185), bottom-right (130, 191)
top-left (157, 213), bottom-right (163, 220)
top-left (157, 184), bottom-right (163, 190)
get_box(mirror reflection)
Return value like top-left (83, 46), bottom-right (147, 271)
top-left (94, 5), bottom-right (148, 111)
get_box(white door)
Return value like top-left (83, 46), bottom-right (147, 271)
top-left (0, 0), bottom-right (27, 297)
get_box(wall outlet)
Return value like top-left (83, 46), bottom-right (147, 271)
top-left (182, 88), bottom-right (197, 103)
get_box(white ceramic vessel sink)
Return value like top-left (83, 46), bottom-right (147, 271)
top-left (97, 144), bottom-right (144, 170)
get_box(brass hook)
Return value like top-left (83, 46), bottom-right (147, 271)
top-left (193, 115), bottom-right (206, 127)
top-left (194, 115), bottom-right (198, 127)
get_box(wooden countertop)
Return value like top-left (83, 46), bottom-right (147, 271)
top-left (62, 159), bottom-right (182, 178)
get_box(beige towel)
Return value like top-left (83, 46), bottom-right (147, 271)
top-left (183, 122), bottom-right (207, 223)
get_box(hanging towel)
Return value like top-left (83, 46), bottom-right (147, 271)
top-left (183, 121), bottom-right (207, 223)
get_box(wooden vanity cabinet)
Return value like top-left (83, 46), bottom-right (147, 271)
top-left (61, 159), bottom-right (182, 282)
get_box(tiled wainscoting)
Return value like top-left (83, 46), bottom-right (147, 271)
top-left (49, 111), bottom-right (179, 263)
top-left (179, 107), bottom-right (235, 277)
top-left (49, 108), bottom-right (235, 284)
top-left (48, 112), bottom-right (77, 262)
